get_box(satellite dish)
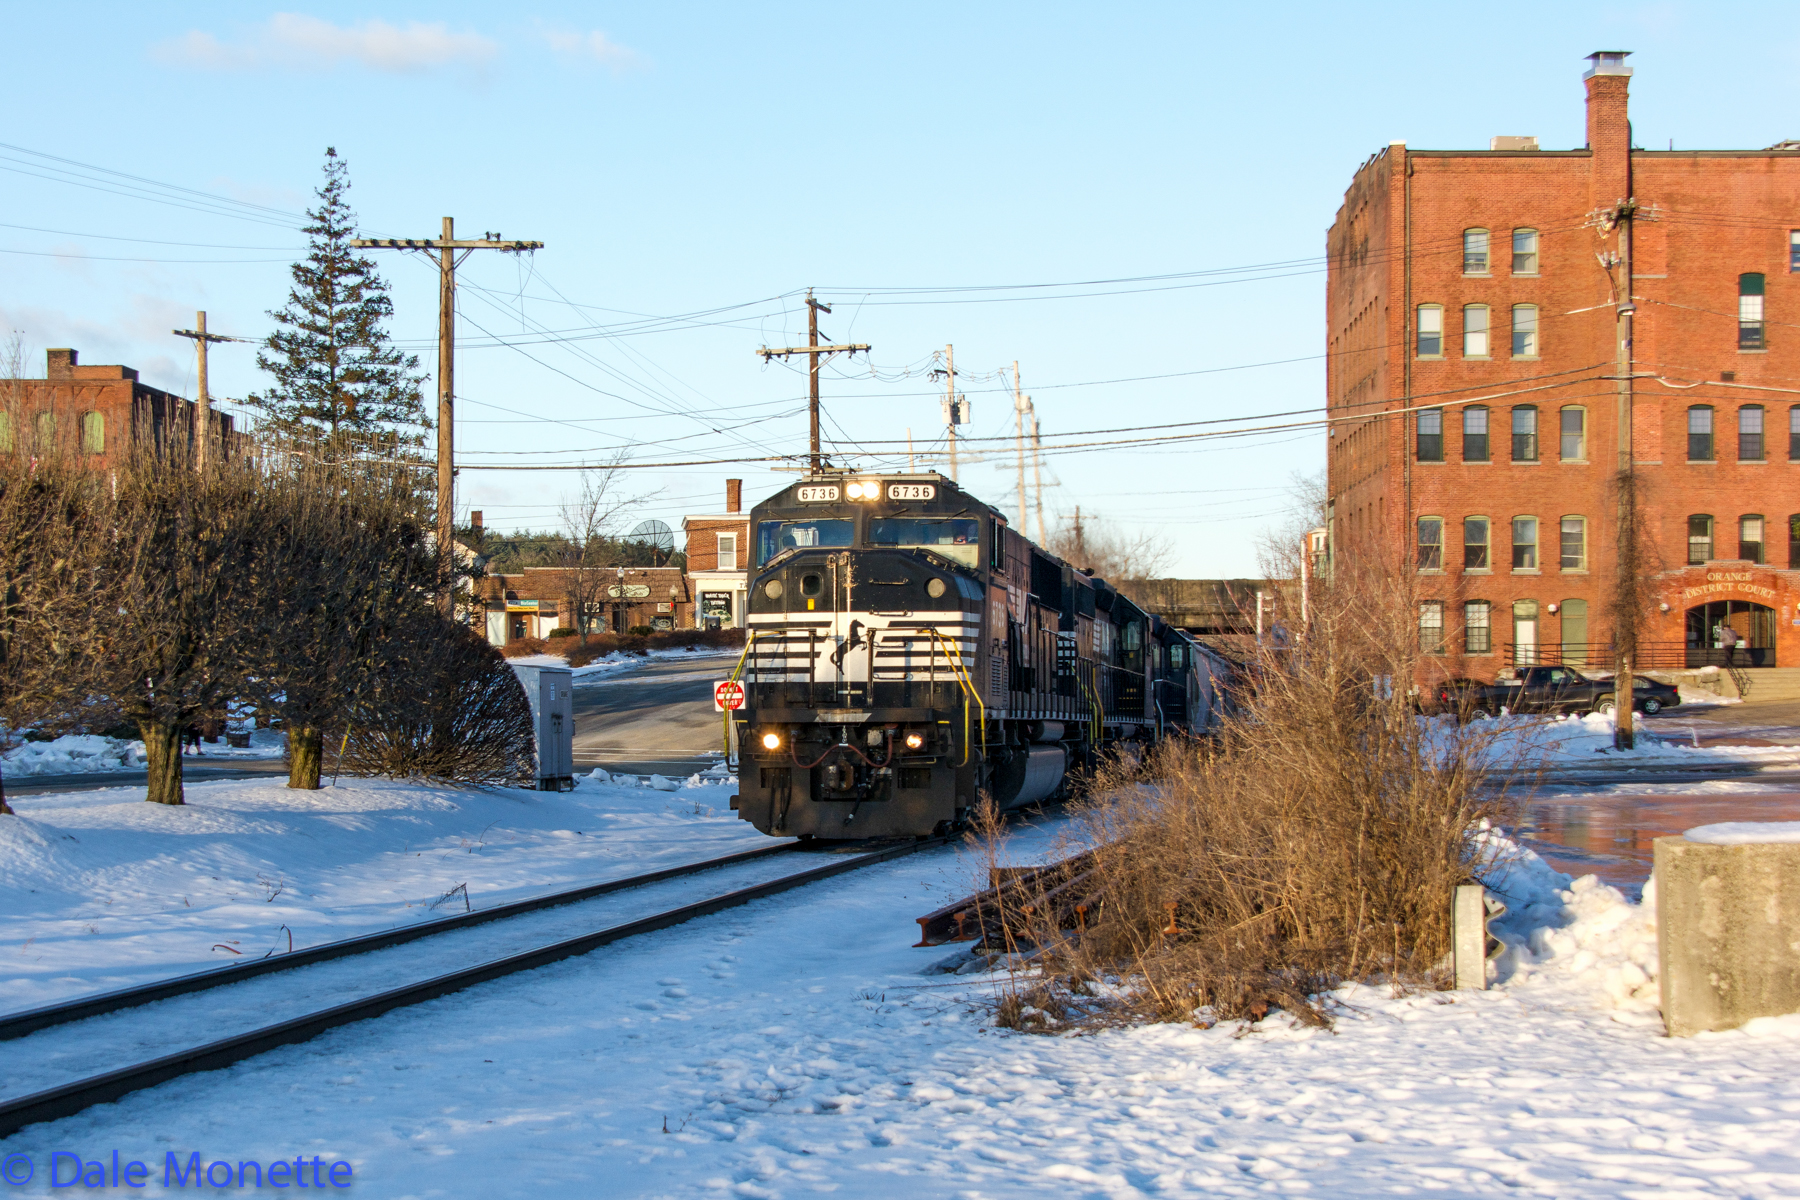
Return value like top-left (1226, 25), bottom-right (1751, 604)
top-left (628, 519), bottom-right (676, 564)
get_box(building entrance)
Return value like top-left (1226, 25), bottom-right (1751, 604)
top-left (1684, 601), bottom-right (1776, 667)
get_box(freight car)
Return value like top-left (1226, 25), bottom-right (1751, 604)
top-left (724, 471), bottom-right (1231, 839)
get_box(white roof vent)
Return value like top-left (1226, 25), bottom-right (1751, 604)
top-left (1490, 136), bottom-right (1540, 151)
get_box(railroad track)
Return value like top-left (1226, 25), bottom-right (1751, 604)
top-left (0, 835), bottom-right (950, 1138)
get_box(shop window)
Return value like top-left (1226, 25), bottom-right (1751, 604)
top-left (1560, 517), bottom-right (1586, 570)
top-left (1740, 273), bottom-right (1766, 350)
top-left (1688, 514), bottom-right (1714, 564)
top-left (1511, 406), bottom-right (1538, 462)
top-left (1416, 305), bottom-right (1444, 357)
top-left (1740, 406), bottom-right (1765, 461)
top-left (1462, 406), bottom-right (1489, 461)
top-left (1417, 516), bottom-right (1443, 570)
top-left (1559, 407), bottom-right (1586, 461)
top-left (1464, 600), bottom-right (1492, 654)
top-left (1511, 304), bottom-right (1539, 357)
top-left (1463, 305), bottom-right (1489, 357)
top-left (1512, 228), bottom-right (1539, 275)
top-left (1688, 406), bottom-right (1715, 461)
top-left (1740, 514), bottom-right (1765, 563)
top-left (1419, 600), bottom-right (1446, 655)
top-left (1463, 516), bottom-right (1490, 569)
top-left (1511, 517), bottom-right (1538, 570)
top-left (1417, 408), bottom-right (1444, 462)
top-left (1462, 229), bottom-right (1490, 275)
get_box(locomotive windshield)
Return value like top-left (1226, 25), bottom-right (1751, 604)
top-left (757, 518), bottom-right (854, 566)
top-left (868, 517), bottom-right (982, 567)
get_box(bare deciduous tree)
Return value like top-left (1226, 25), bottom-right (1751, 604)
top-left (558, 453), bottom-right (655, 644)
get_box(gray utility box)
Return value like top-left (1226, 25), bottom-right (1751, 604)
top-left (509, 662), bottom-right (575, 791)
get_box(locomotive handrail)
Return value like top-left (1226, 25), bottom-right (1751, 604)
top-left (1076, 663), bottom-right (1103, 741)
top-left (721, 629), bottom-right (780, 755)
top-left (927, 627), bottom-right (985, 767)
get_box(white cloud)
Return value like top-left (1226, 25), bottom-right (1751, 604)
top-left (151, 13), bottom-right (498, 75)
top-left (541, 26), bottom-right (642, 71)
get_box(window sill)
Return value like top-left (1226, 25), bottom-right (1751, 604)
top-left (1464, 567), bottom-right (1492, 575)
top-left (1463, 271), bottom-right (1492, 278)
top-left (1417, 569), bottom-right (1445, 576)
top-left (1687, 459), bottom-right (1717, 465)
top-left (1416, 459), bottom-right (1446, 465)
top-left (1463, 650), bottom-right (1497, 657)
top-left (1463, 355), bottom-right (1492, 361)
top-left (1512, 568), bottom-right (1542, 575)
top-left (1559, 458), bottom-right (1589, 465)
top-left (1739, 458), bottom-right (1768, 464)
top-left (1416, 355), bottom-right (1444, 361)
top-left (1511, 355), bottom-right (1541, 362)
top-left (1510, 460), bottom-right (1541, 466)
top-left (1511, 272), bottom-right (1540, 279)
top-left (1462, 458), bottom-right (1492, 465)
top-left (1738, 349), bottom-right (1769, 355)
top-left (1560, 568), bottom-right (1590, 575)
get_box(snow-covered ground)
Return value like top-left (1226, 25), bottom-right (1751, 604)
top-left (0, 768), bottom-right (760, 1011)
top-left (2, 776), bottom-right (1799, 1196)
top-left (507, 645), bottom-right (739, 682)
top-left (1462, 709), bottom-right (1800, 770)
top-left (0, 728), bottom-right (288, 778)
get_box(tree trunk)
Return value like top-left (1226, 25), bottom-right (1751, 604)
top-left (288, 725), bottom-right (324, 790)
top-left (140, 719), bottom-right (185, 805)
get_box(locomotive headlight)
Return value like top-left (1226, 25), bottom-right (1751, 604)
top-left (847, 479), bottom-right (879, 500)
top-left (845, 480), bottom-right (867, 499)
top-left (925, 578), bottom-right (947, 598)
top-left (904, 732), bottom-right (925, 750)
top-left (761, 731), bottom-right (782, 750)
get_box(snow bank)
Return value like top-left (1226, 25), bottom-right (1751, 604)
top-left (1, 729), bottom-right (288, 778)
top-left (1433, 709), bottom-right (1800, 769)
top-left (1685, 820), bottom-right (1800, 844)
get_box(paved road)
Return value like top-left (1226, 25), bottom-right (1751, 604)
top-left (3, 756), bottom-right (292, 799)
top-left (572, 655), bottom-right (735, 778)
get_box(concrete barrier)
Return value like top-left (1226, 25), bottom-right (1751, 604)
top-left (1654, 824), bottom-right (1800, 1037)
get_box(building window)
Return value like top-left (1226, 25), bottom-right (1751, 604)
top-left (1740, 406), bottom-right (1765, 461)
top-left (1791, 231), bottom-right (1800, 273)
top-left (1741, 514), bottom-right (1765, 563)
top-left (1790, 515), bottom-right (1800, 568)
top-left (1512, 517), bottom-right (1538, 570)
top-left (1560, 516), bottom-right (1587, 570)
top-left (1463, 516), bottom-right (1490, 569)
top-left (1688, 514), bottom-right (1714, 564)
top-left (1740, 273), bottom-right (1766, 350)
top-left (1463, 305), bottom-right (1489, 357)
top-left (1511, 406), bottom-right (1539, 462)
top-left (1511, 305), bottom-right (1539, 357)
top-left (80, 411), bottom-right (104, 455)
top-left (1688, 405), bottom-right (1715, 461)
top-left (716, 532), bottom-right (738, 571)
top-left (1419, 600), bottom-right (1446, 655)
top-left (1558, 407), bottom-right (1585, 461)
top-left (1462, 406), bottom-right (1489, 461)
top-left (1561, 599), bottom-right (1589, 665)
top-left (1512, 228), bottom-right (1539, 275)
top-left (35, 411), bottom-right (55, 450)
top-left (1416, 305), bottom-right (1444, 357)
top-left (1417, 516), bottom-right (1443, 570)
top-left (1417, 408), bottom-right (1444, 462)
top-left (1462, 228), bottom-right (1490, 274)
top-left (1791, 406), bottom-right (1800, 460)
top-left (0, 412), bottom-right (10, 453)
top-left (1464, 600), bottom-right (1492, 654)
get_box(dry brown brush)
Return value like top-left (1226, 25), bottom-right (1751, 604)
top-left (985, 556), bottom-right (1523, 1030)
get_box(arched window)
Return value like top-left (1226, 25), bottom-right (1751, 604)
top-left (1417, 516), bottom-right (1443, 570)
top-left (1462, 406), bottom-right (1489, 461)
top-left (1688, 514), bottom-right (1714, 564)
top-left (1739, 405), bottom-right (1765, 461)
top-left (1560, 517), bottom-right (1587, 570)
top-left (1741, 514), bottom-right (1766, 563)
top-left (1463, 304), bottom-right (1490, 357)
top-left (1512, 228), bottom-right (1539, 275)
top-left (1511, 305), bottom-right (1539, 357)
top-left (1463, 516), bottom-right (1490, 569)
top-left (1416, 305), bottom-right (1444, 357)
top-left (34, 411), bottom-right (55, 450)
top-left (1511, 516), bottom-right (1539, 570)
top-left (1512, 599), bottom-right (1540, 666)
top-left (80, 411), bottom-right (104, 455)
top-left (1416, 408), bottom-right (1444, 461)
top-left (1419, 600), bottom-right (1446, 655)
top-left (1464, 600), bottom-right (1492, 654)
top-left (1463, 229), bottom-right (1490, 274)
top-left (1688, 406), bottom-right (1715, 461)
top-left (1740, 273), bottom-right (1766, 350)
top-left (1560, 598), bottom-right (1589, 665)
top-left (1511, 406), bottom-right (1538, 462)
top-left (1560, 406), bottom-right (1586, 460)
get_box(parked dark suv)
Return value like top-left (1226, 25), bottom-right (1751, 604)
top-left (1456, 666), bottom-right (1681, 719)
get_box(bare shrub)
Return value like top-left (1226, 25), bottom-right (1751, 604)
top-left (337, 619), bottom-right (535, 786)
top-left (985, 553), bottom-right (1523, 1029)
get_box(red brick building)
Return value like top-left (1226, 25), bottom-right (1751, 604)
top-left (474, 565), bottom-right (692, 644)
top-left (682, 478), bottom-right (750, 629)
top-left (1, 348), bottom-right (236, 466)
top-left (1327, 52), bottom-right (1800, 679)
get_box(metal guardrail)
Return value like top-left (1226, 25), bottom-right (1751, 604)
top-left (1504, 641), bottom-right (1774, 669)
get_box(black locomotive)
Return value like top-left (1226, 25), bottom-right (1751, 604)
top-left (725, 471), bottom-right (1231, 838)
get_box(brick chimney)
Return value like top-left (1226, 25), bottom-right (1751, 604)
top-left (726, 478), bottom-right (742, 513)
top-left (471, 511), bottom-right (483, 531)
top-left (46, 348), bottom-right (77, 377)
top-left (1584, 51), bottom-right (1633, 206)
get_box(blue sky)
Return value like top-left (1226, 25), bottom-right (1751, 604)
top-left (4, 3), bottom-right (1795, 574)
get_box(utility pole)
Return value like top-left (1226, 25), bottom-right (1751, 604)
top-left (1030, 411), bottom-right (1047, 545)
top-left (906, 428), bottom-right (915, 473)
top-left (172, 312), bottom-right (250, 474)
top-left (352, 220), bottom-right (543, 614)
top-left (1612, 196), bottom-right (1639, 751)
top-left (757, 289), bottom-right (868, 475)
top-left (1013, 362), bottom-right (1028, 529)
top-left (1073, 505), bottom-right (1085, 562)
top-left (937, 344), bottom-right (970, 482)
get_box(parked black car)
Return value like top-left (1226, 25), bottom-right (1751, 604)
top-left (1454, 665), bottom-right (1681, 719)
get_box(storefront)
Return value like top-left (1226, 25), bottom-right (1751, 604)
top-left (1652, 566), bottom-right (1798, 669)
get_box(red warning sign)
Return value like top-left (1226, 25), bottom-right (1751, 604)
top-left (713, 680), bottom-right (746, 711)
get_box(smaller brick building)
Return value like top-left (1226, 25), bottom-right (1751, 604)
top-left (1, 348), bottom-right (236, 466)
top-left (474, 566), bottom-right (692, 645)
top-left (682, 478), bottom-right (750, 629)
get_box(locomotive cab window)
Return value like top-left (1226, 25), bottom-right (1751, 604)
top-left (756, 518), bottom-right (853, 566)
top-left (990, 519), bottom-right (1006, 569)
top-left (868, 517), bottom-right (981, 567)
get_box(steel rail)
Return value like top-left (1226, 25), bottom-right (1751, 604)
top-left (0, 836), bottom-right (949, 1138)
top-left (0, 842), bottom-right (799, 1044)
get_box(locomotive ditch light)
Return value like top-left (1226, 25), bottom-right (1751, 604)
top-left (846, 479), bottom-right (880, 500)
top-left (904, 732), bottom-right (925, 750)
top-left (760, 731), bottom-right (782, 750)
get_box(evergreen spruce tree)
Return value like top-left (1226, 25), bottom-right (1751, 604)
top-left (250, 148), bottom-right (426, 454)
